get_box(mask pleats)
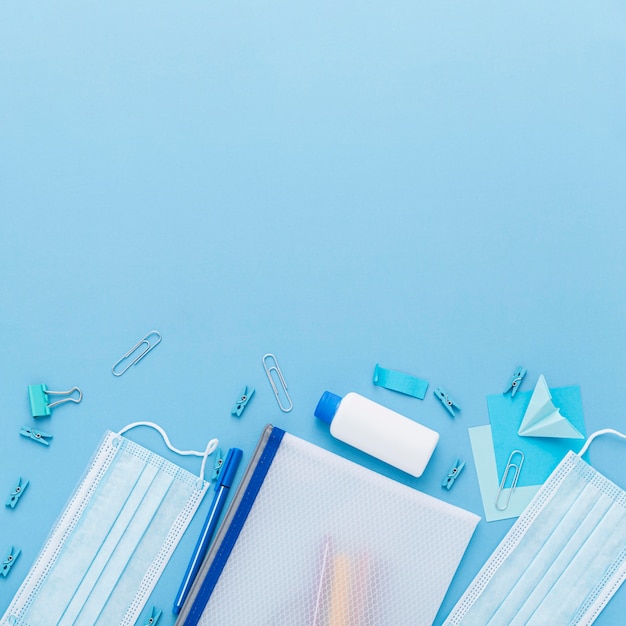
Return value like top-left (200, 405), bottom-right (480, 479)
top-left (459, 469), bottom-right (585, 624)
top-left (2, 430), bottom-right (210, 626)
top-left (506, 488), bottom-right (615, 625)
top-left (527, 502), bottom-right (626, 624)
top-left (454, 467), bottom-right (626, 626)
top-left (95, 473), bottom-right (195, 624)
top-left (443, 448), bottom-right (626, 626)
top-left (70, 468), bottom-right (175, 625)
top-left (25, 451), bottom-right (150, 626)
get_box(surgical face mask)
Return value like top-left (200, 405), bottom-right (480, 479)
top-left (444, 428), bottom-right (626, 626)
top-left (1, 422), bottom-right (218, 626)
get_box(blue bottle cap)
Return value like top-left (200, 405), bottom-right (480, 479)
top-left (314, 391), bottom-right (342, 424)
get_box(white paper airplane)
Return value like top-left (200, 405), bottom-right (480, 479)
top-left (517, 374), bottom-right (584, 439)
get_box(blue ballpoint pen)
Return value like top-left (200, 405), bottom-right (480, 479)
top-left (172, 447), bottom-right (243, 614)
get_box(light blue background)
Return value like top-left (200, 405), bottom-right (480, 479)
top-left (2, 2), bottom-right (626, 624)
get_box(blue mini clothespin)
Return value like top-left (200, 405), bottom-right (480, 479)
top-left (504, 366), bottom-right (527, 397)
top-left (210, 448), bottom-right (224, 482)
top-left (28, 384), bottom-right (82, 418)
top-left (441, 459), bottom-right (465, 490)
top-left (20, 425), bottom-right (53, 446)
top-left (6, 477), bottom-right (29, 509)
top-left (231, 386), bottom-right (255, 417)
top-left (1, 546), bottom-right (21, 577)
top-left (143, 606), bottom-right (162, 625)
top-left (434, 387), bottom-right (461, 417)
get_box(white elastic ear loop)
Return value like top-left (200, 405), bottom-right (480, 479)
top-left (578, 428), bottom-right (626, 457)
top-left (117, 421), bottom-right (219, 480)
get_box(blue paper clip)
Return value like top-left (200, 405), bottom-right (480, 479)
top-left (20, 425), bottom-right (53, 446)
top-left (143, 606), bottom-right (162, 625)
top-left (504, 366), bottom-right (527, 397)
top-left (210, 448), bottom-right (224, 482)
top-left (372, 364), bottom-right (429, 400)
top-left (231, 386), bottom-right (255, 417)
top-left (6, 477), bottom-right (29, 509)
top-left (28, 384), bottom-right (82, 418)
top-left (434, 387), bottom-right (461, 417)
top-left (1, 546), bottom-right (21, 577)
top-left (441, 459), bottom-right (465, 490)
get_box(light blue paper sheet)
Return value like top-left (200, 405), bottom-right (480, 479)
top-left (488, 385), bottom-right (586, 487)
top-left (468, 425), bottom-right (538, 522)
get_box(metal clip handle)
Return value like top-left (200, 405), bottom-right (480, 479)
top-left (45, 387), bottom-right (83, 409)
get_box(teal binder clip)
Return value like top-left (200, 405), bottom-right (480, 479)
top-left (231, 386), bottom-right (255, 417)
top-left (144, 606), bottom-right (162, 625)
top-left (434, 386), bottom-right (461, 417)
top-left (504, 366), bottom-right (527, 397)
top-left (373, 364), bottom-right (429, 399)
top-left (20, 425), bottom-right (53, 446)
top-left (442, 459), bottom-right (465, 490)
top-left (1, 546), bottom-right (20, 577)
top-left (6, 477), bottom-right (29, 509)
top-left (28, 384), bottom-right (82, 418)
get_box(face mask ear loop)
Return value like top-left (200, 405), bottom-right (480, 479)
top-left (578, 428), bottom-right (626, 457)
top-left (117, 421), bottom-right (219, 480)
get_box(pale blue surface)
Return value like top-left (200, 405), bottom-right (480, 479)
top-left (1, 2), bottom-right (626, 625)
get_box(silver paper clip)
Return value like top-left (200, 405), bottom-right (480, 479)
top-left (262, 353), bottom-right (293, 412)
top-left (112, 330), bottom-right (162, 377)
top-left (495, 449), bottom-right (524, 511)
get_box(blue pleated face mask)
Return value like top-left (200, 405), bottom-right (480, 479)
top-left (1, 422), bottom-right (219, 626)
top-left (444, 429), bottom-right (626, 626)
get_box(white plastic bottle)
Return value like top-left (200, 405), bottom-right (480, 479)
top-left (315, 391), bottom-right (439, 477)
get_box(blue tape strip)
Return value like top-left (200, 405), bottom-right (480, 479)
top-left (183, 426), bottom-right (285, 626)
top-left (373, 364), bottom-right (429, 399)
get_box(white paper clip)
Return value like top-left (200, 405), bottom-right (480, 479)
top-left (262, 353), bottom-right (293, 412)
top-left (495, 449), bottom-right (524, 511)
top-left (112, 330), bottom-right (162, 376)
